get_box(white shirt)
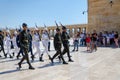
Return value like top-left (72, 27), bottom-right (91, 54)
top-left (42, 33), bottom-right (49, 41)
top-left (33, 33), bottom-right (40, 41)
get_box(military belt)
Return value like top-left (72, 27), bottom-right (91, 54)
top-left (63, 39), bottom-right (68, 40)
top-left (23, 40), bottom-right (28, 42)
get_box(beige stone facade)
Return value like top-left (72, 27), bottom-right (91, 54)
top-left (88, 0), bottom-right (120, 33)
top-left (30, 24), bottom-right (87, 37)
top-left (7, 24), bottom-right (87, 37)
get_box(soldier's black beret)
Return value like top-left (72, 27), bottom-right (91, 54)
top-left (22, 23), bottom-right (27, 27)
top-left (27, 29), bottom-right (30, 32)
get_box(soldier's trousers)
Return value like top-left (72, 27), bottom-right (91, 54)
top-left (62, 44), bottom-right (71, 60)
top-left (34, 42), bottom-right (41, 57)
top-left (0, 44), bottom-right (6, 56)
top-left (42, 40), bottom-right (49, 54)
top-left (19, 49), bottom-right (32, 67)
top-left (52, 48), bottom-right (66, 62)
top-left (48, 41), bottom-right (50, 51)
top-left (29, 46), bottom-right (34, 57)
top-left (17, 48), bottom-right (23, 57)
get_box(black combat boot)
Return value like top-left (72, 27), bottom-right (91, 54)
top-left (50, 57), bottom-right (54, 63)
top-left (4, 54), bottom-right (7, 58)
top-left (48, 55), bottom-right (52, 60)
top-left (63, 61), bottom-right (68, 64)
top-left (58, 56), bottom-right (61, 62)
top-left (9, 54), bottom-right (13, 58)
top-left (68, 58), bottom-right (74, 62)
top-left (12, 52), bottom-right (15, 57)
top-left (39, 54), bottom-right (44, 62)
top-left (29, 66), bottom-right (35, 70)
top-left (18, 63), bottom-right (22, 69)
top-left (31, 55), bottom-right (34, 61)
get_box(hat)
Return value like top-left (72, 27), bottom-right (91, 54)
top-left (35, 27), bottom-right (39, 30)
top-left (27, 29), bottom-right (30, 32)
top-left (6, 29), bottom-right (10, 33)
top-left (62, 26), bottom-right (66, 30)
top-left (44, 27), bottom-right (48, 31)
top-left (14, 31), bottom-right (17, 34)
top-left (22, 23), bottom-right (27, 27)
top-left (56, 28), bottom-right (60, 31)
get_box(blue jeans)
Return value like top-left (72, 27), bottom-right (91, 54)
top-left (73, 41), bottom-right (79, 50)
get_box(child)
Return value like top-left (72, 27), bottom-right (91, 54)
top-left (86, 34), bottom-right (91, 51)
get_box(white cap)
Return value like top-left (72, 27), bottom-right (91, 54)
top-left (44, 27), bottom-right (48, 31)
top-left (35, 27), bottom-right (39, 30)
top-left (6, 29), bottom-right (10, 33)
top-left (14, 31), bottom-right (17, 34)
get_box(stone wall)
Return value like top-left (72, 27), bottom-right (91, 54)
top-left (88, 0), bottom-right (120, 33)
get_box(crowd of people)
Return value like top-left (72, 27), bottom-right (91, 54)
top-left (72, 30), bottom-right (120, 52)
top-left (0, 23), bottom-right (119, 70)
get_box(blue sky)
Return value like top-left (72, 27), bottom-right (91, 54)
top-left (0, 0), bottom-right (88, 29)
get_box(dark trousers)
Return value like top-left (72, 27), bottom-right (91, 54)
top-left (19, 48), bottom-right (32, 67)
top-left (52, 48), bottom-right (66, 62)
top-left (110, 38), bottom-right (114, 45)
top-left (62, 44), bottom-right (71, 60)
top-left (0, 44), bottom-right (6, 56)
top-left (29, 46), bottom-right (34, 57)
top-left (17, 48), bottom-right (23, 57)
top-left (48, 42), bottom-right (50, 51)
top-left (73, 42), bottom-right (79, 50)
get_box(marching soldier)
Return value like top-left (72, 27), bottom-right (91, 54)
top-left (16, 29), bottom-right (23, 59)
top-left (0, 30), bottom-right (7, 58)
top-left (40, 28), bottom-right (51, 62)
top-left (18, 23), bottom-right (35, 70)
top-left (5, 31), bottom-right (13, 58)
top-left (51, 27), bottom-right (68, 64)
top-left (11, 31), bottom-right (18, 57)
top-left (33, 28), bottom-right (41, 61)
top-left (27, 29), bottom-right (34, 61)
top-left (61, 25), bottom-right (74, 62)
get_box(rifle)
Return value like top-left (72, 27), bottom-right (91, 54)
top-left (55, 21), bottom-right (59, 28)
top-left (35, 23), bottom-right (38, 29)
top-left (59, 22), bottom-right (64, 27)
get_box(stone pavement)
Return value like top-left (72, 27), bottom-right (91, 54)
top-left (0, 41), bottom-right (120, 80)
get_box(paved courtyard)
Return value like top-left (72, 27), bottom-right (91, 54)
top-left (0, 40), bottom-right (120, 80)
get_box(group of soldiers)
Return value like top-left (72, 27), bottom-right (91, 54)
top-left (0, 22), bottom-right (74, 70)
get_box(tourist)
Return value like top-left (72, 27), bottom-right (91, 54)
top-left (72, 32), bottom-right (79, 52)
top-left (91, 30), bottom-right (98, 52)
top-left (86, 33), bottom-right (91, 52)
top-left (80, 32), bottom-right (85, 46)
top-left (114, 31), bottom-right (119, 48)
